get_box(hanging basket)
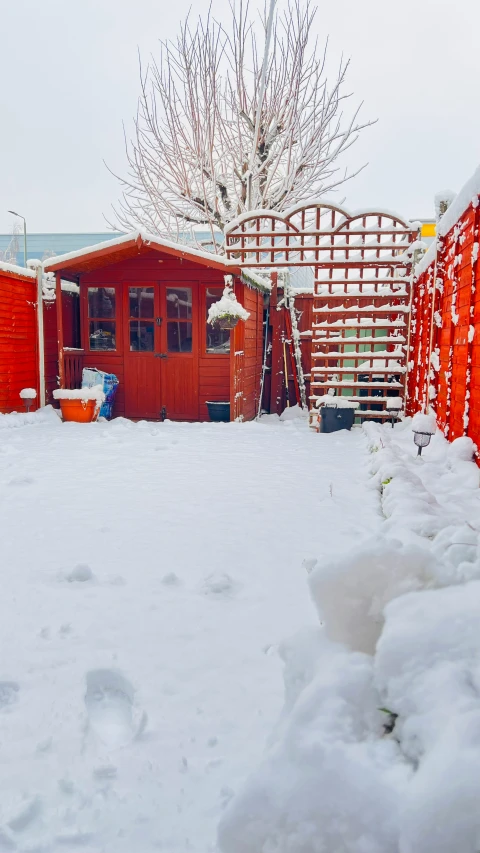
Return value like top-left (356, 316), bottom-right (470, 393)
top-left (215, 315), bottom-right (240, 330)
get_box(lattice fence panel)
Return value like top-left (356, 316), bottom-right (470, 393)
top-left (226, 203), bottom-right (417, 418)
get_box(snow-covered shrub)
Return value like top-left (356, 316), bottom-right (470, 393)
top-left (218, 632), bottom-right (408, 853)
top-left (448, 435), bottom-right (477, 462)
top-left (376, 582), bottom-right (480, 853)
top-left (308, 538), bottom-right (434, 654)
top-left (219, 416), bottom-right (480, 853)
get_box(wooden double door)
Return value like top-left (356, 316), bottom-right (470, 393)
top-left (123, 282), bottom-right (199, 420)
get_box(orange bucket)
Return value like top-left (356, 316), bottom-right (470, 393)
top-left (59, 399), bottom-right (98, 423)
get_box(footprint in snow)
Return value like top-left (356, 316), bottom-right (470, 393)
top-left (7, 797), bottom-right (42, 833)
top-left (200, 572), bottom-right (240, 598)
top-left (85, 669), bottom-right (147, 748)
top-left (7, 475), bottom-right (34, 487)
top-left (0, 682), bottom-right (19, 710)
top-left (161, 572), bottom-right (182, 586)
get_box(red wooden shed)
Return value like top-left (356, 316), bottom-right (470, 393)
top-left (0, 261), bottom-right (39, 412)
top-left (42, 232), bottom-right (268, 422)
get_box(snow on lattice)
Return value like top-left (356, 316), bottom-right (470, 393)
top-left (227, 202), bottom-right (415, 419)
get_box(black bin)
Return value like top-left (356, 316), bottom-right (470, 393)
top-left (320, 406), bottom-right (355, 433)
top-left (206, 401), bottom-right (230, 422)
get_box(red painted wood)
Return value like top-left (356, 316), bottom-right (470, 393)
top-left (268, 274), bottom-right (285, 414)
top-left (159, 282), bottom-right (199, 421)
top-left (406, 195), bottom-right (480, 463)
top-left (0, 271), bottom-right (38, 412)
top-left (42, 250), bottom-right (270, 422)
top-left (52, 252), bottom-right (242, 421)
top-left (123, 282), bottom-right (162, 419)
top-left (56, 273), bottom-right (65, 388)
top-left (199, 283), bottom-right (230, 420)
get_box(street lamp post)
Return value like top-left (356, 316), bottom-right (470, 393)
top-left (7, 210), bottom-right (27, 267)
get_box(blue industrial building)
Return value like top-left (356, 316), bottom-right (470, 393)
top-left (0, 233), bottom-right (123, 267)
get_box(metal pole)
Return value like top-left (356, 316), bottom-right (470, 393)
top-left (23, 218), bottom-right (27, 267)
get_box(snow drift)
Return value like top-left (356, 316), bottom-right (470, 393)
top-left (218, 418), bottom-right (480, 853)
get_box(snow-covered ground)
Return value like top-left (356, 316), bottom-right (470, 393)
top-left (220, 419), bottom-right (480, 853)
top-left (0, 407), bottom-right (382, 853)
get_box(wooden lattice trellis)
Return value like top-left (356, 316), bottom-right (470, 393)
top-left (225, 203), bottom-right (418, 418)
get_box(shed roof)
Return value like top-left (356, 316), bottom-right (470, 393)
top-left (43, 231), bottom-right (241, 277)
top-left (0, 260), bottom-right (36, 282)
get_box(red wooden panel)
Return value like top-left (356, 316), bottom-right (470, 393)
top-left (123, 357), bottom-right (160, 419)
top-left (0, 272), bottom-right (38, 413)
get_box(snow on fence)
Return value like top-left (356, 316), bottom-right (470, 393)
top-left (226, 202), bottom-right (418, 419)
top-left (406, 170), bottom-right (480, 453)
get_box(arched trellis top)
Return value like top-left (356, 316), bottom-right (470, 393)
top-left (224, 202), bottom-right (418, 268)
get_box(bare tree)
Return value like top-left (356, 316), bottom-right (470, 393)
top-left (109, 0), bottom-right (372, 250)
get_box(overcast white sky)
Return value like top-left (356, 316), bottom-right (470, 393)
top-left (1, 0), bottom-right (479, 233)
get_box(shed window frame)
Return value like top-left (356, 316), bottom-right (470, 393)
top-left (86, 285), bottom-right (118, 353)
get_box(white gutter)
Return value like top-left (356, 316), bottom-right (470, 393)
top-left (36, 263), bottom-right (46, 406)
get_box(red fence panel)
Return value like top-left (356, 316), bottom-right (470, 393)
top-left (0, 270), bottom-right (38, 413)
top-left (406, 188), bottom-right (480, 458)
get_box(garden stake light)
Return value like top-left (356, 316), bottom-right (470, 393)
top-left (413, 430), bottom-right (432, 456)
top-left (411, 411), bottom-right (436, 456)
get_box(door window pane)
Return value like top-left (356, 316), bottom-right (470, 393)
top-left (89, 320), bottom-right (116, 350)
top-left (167, 322), bottom-right (192, 352)
top-left (206, 287), bottom-right (230, 354)
top-left (88, 287), bottom-right (116, 319)
top-left (129, 287), bottom-right (154, 319)
top-left (166, 288), bottom-right (192, 320)
top-left (130, 321), bottom-right (155, 352)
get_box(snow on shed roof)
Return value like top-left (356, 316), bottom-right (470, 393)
top-left (240, 268), bottom-right (272, 291)
top-left (43, 231), bottom-right (241, 276)
top-left (0, 260), bottom-right (36, 280)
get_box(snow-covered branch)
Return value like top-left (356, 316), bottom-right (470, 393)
top-left (109, 0), bottom-right (372, 250)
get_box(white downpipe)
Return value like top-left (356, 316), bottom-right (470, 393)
top-left (36, 264), bottom-right (46, 406)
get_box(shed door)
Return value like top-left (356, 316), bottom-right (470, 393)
top-left (159, 283), bottom-right (199, 420)
top-left (123, 284), bottom-right (161, 419)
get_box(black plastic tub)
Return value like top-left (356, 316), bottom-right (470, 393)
top-left (206, 401), bottom-right (231, 422)
top-left (320, 406), bottom-right (355, 433)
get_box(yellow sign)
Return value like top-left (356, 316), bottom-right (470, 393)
top-left (421, 222), bottom-right (436, 238)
